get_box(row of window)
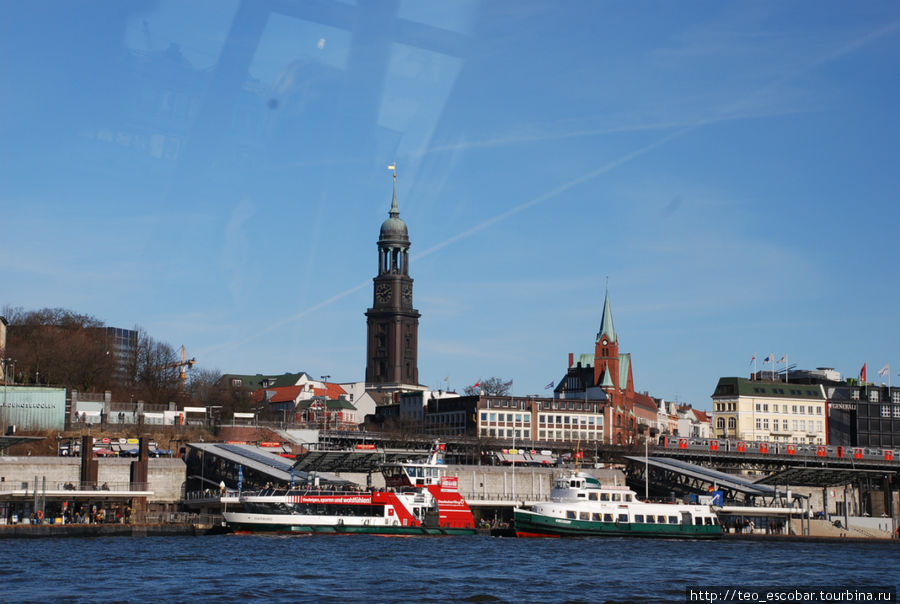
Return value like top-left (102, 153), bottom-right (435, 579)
top-left (714, 402), bottom-right (824, 414)
top-left (755, 418), bottom-right (824, 433)
top-left (880, 405), bottom-right (900, 418)
top-left (565, 510), bottom-right (717, 526)
top-left (481, 412), bottom-right (530, 424)
top-left (484, 399), bottom-right (602, 412)
top-left (851, 390), bottom-right (900, 403)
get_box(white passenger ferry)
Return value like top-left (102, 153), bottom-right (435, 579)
top-left (514, 471), bottom-right (722, 538)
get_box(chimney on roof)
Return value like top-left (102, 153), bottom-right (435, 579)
top-left (568, 353), bottom-right (574, 368)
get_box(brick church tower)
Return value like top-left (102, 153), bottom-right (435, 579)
top-left (364, 170), bottom-right (420, 388)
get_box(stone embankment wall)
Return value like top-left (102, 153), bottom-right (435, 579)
top-left (0, 457), bottom-right (185, 502)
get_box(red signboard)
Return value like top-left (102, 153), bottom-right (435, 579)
top-left (355, 444), bottom-right (376, 450)
top-left (259, 442), bottom-right (281, 448)
top-left (441, 476), bottom-right (459, 491)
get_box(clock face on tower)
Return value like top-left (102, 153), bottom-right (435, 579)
top-left (402, 283), bottom-right (412, 305)
top-left (376, 283), bottom-right (391, 303)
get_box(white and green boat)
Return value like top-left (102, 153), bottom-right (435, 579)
top-left (514, 471), bottom-right (722, 539)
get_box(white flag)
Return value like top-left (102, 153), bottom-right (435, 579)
top-left (878, 364), bottom-right (889, 377)
top-left (778, 355), bottom-right (786, 364)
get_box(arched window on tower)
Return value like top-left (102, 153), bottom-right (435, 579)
top-left (728, 417), bottom-right (736, 430)
top-left (716, 417), bottom-right (725, 429)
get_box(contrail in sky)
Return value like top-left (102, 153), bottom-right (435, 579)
top-left (204, 19), bottom-right (900, 356)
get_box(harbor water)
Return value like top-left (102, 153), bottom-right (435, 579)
top-left (1, 535), bottom-right (897, 603)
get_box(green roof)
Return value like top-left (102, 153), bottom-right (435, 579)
top-left (712, 377), bottom-right (825, 400)
top-left (619, 353), bottom-right (631, 389)
top-left (297, 398), bottom-right (356, 411)
top-left (574, 353), bottom-right (594, 368)
top-left (219, 372), bottom-right (308, 390)
top-left (596, 288), bottom-right (617, 344)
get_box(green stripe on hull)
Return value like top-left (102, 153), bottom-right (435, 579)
top-left (514, 510), bottom-right (722, 539)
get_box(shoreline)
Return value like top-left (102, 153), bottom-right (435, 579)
top-left (0, 523), bottom-right (207, 538)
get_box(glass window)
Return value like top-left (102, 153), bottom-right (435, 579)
top-left (600, 493), bottom-right (610, 501)
top-left (893, 392), bottom-right (900, 404)
top-left (881, 405), bottom-right (890, 418)
top-left (646, 515), bottom-right (655, 523)
top-left (589, 492), bottom-right (598, 501)
top-left (592, 513), bottom-right (602, 521)
top-left (480, 412), bottom-right (487, 422)
top-left (657, 515), bottom-right (667, 524)
top-left (869, 391), bottom-right (880, 402)
top-left (515, 414), bottom-right (521, 422)
top-left (612, 493), bottom-right (621, 502)
top-left (618, 514), bottom-right (628, 522)
top-left (624, 494), bottom-right (632, 502)
top-left (523, 415), bottom-right (530, 423)
top-left (668, 516), bottom-right (678, 524)
top-left (579, 512), bottom-right (589, 520)
top-left (893, 406), bottom-right (900, 418)
top-left (634, 514), bottom-right (644, 523)
top-left (566, 511), bottom-right (576, 519)
top-left (603, 513), bottom-right (613, 522)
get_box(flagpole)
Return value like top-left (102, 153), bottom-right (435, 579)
top-left (785, 354), bottom-right (788, 383)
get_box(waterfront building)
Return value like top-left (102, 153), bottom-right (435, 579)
top-left (825, 384), bottom-right (900, 448)
top-left (676, 404), bottom-right (712, 438)
top-left (552, 288), bottom-right (637, 444)
top-left (250, 380), bottom-right (359, 429)
top-left (710, 377), bottom-right (827, 444)
top-left (97, 327), bottom-right (138, 385)
top-left (365, 172), bottom-right (421, 392)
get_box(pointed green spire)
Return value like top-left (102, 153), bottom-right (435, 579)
top-left (596, 287), bottom-right (617, 344)
top-left (389, 169), bottom-right (399, 218)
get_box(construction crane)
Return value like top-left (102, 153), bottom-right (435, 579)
top-left (157, 345), bottom-right (196, 386)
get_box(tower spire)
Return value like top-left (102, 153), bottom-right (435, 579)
top-left (597, 286), bottom-right (617, 344)
top-left (388, 163), bottom-right (399, 218)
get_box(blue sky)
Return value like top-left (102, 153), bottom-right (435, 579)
top-left (2, 1), bottom-right (899, 409)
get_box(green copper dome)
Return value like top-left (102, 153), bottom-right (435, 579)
top-left (379, 177), bottom-right (409, 243)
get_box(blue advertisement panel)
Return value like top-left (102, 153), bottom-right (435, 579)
top-left (0, 386), bottom-right (67, 431)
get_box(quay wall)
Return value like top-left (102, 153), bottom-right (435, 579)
top-left (0, 523), bottom-right (198, 539)
top-left (0, 457), bottom-right (185, 502)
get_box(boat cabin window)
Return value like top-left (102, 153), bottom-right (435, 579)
top-left (646, 515), bottom-right (655, 523)
top-left (634, 514), bottom-right (644, 523)
top-left (600, 493), bottom-right (610, 501)
top-left (570, 480), bottom-right (581, 488)
top-left (612, 493), bottom-right (621, 502)
top-left (657, 515), bottom-right (666, 524)
top-left (579, 512), bottom-right (590, 520)
top-left (668, 516), bottom-right (678, 524)
top-left (577, 493), bottom-right (586, 498)
top-left (617, 513), bottom-right (628, 522)
top-left (603, 513), bottom-right (613, 522)
top-left (694, 517), bottom-right (703, 526)
top-left (624, 494), bottom-right (633, 502)
top-left (592, 513), bottom-right (603, 521)
top-left (588, 492), bottom-right (598, 501)
top-left (705, 517), bottom-right (716, 525)
top-left (567, 511), bottom-right (577, 519)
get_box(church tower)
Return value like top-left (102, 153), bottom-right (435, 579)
top-left (594, 288), bottom-right (620, 392)
top-left (365, 170), bottom-right (420, 387)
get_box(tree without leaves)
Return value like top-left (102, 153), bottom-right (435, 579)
top-left (464, 376), bottom-right (512, 396)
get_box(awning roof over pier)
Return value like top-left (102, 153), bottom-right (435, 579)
top-left (625, 456), bottom-right (777, 497)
